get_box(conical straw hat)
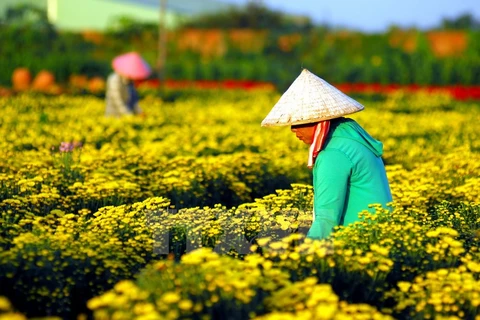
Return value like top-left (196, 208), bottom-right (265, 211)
top-left (112, 52), bottom-right (151, 80)
top-left (261, 69), bottom-right (364, 127)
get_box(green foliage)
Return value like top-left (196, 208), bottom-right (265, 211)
top-left (439, 13), bottom-right (480, 30)
top-left (183, 1), bottom-right (313, 32)
top-left (1, 3), bottom-right (53, 31)
top-left (0, 4), bottom-right (108, 85)
top-left (0, 5), bottom-right (479, 87)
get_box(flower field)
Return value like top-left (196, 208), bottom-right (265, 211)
top-left (0, 90), bottom-right (479, 320)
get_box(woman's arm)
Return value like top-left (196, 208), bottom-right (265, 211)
top-left (307, 149), bottom-right (353, 240)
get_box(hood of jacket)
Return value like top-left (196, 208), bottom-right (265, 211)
top-left (328, 117), bottom-right (383, 157)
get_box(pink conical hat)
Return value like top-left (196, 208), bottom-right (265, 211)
top-left (112, 52), bottom-right (152, 80)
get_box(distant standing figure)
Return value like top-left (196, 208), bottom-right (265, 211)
top-left (105, 52), bottom-right (151, 117)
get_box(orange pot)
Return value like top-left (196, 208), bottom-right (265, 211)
top-left (32, 70), bottom-right (56, 91)
top-left (12, 67), bottom-right (31, 91)
top-left (69, 74), bottom-right (89, 89)
top-left (88, 77), bottom-right (105, 93)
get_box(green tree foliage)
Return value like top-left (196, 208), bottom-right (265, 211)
top-left (440, 13), bottom-right (480, 30)
top-left (182, 0), bottom-right (313, 32)
top-left (105, 15), bottom-right (157, 39)
top-left (0, 4), bottom-right (478, 87)
top-left (1, 3), bottom-right (54, 31)
top-left (0, 4), bottom-right (108, 85)
top-left (0, 4), bottom-right (57, 56)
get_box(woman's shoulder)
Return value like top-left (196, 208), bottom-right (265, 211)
top-left (331, 117), bottom-right (357, 126)
top-left (107, 73), bottom-right (120, 81)
top-left (107, 73), bottom-right (125, 87)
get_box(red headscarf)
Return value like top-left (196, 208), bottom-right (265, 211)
top-left (307, 120), bottom-right (331, 169)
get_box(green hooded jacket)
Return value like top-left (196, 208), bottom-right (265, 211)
top-left (307, 117), bottom-right (392, 240)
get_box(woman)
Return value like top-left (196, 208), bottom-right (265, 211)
top-left (262, 69), bottom-right (392, 240)
top-left (105, 52), bottom-right (151, 117)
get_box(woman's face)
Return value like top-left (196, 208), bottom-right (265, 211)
top-left (291, 123), bottom-right (316, 144)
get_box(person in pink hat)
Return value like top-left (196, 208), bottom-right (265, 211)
top-left (105, 52), bottom-right (151, 117)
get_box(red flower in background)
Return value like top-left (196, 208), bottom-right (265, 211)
top-left (135, 79), bottom-right (480, 101)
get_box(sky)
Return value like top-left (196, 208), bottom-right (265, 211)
top-left (220, 0), bottom-right (480, 32)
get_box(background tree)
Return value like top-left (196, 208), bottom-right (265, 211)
top-left (440, 13), bottom-right (480, 30)
top-left (182, 0), bottom-right (313, 32)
